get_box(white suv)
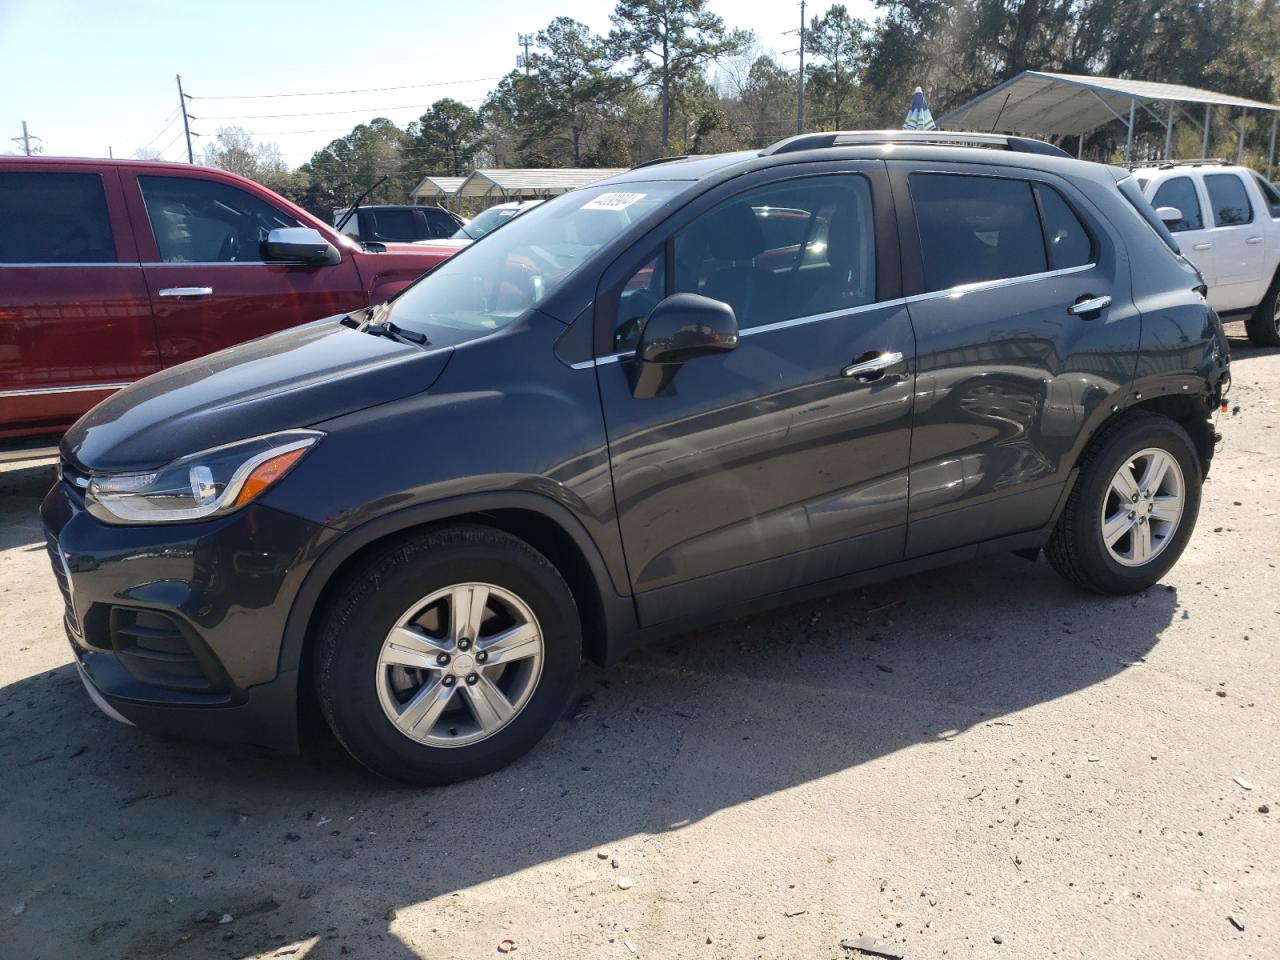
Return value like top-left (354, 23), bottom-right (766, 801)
top-left (1137, 161), bottom-right (1280, 345)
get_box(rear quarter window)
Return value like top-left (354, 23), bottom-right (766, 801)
top-left (0, 171), bottom-right (116, 263)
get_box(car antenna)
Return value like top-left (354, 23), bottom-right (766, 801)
top-left (335, 176), bottom-right (389, 233)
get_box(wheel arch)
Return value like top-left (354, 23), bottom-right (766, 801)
top-left (280, 493), bottom-right (636, 715)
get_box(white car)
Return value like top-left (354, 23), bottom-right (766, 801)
top-left (1137, 161), bottom-right (1280, 345)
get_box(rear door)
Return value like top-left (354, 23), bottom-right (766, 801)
top-left (123, 170), bottom-right (367, 366)
top-left (595, 163), bottom-right (916, 625)
top-left (0, 164), bottom-right (158, 439)
top-left (1149, 175), bottom-right (1218, 299)
top-left (891, 162), bottom-right (1137, 558)
top-left (1203, 171), bottom-right (1265, 311)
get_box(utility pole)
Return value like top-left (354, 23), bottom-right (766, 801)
top-left (176, 74), bottom-right (194, 163)
top-left (784, 1), bottom-right (807, 135)
top-left (797, 0), bottom-right (806, 134)
top-left (517, 33), bottom-right (534, 76)
top-left (11, 120), bottom-right (41, 156)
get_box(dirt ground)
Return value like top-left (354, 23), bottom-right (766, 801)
top-left (1, 323), bottom-right (1276, 960)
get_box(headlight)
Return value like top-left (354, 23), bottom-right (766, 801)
top-left (86, 430), bottom-right (321, 523)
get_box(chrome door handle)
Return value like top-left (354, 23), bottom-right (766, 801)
top-left (1246, 236), bottom-right (1264, 245)
top-left (158, 286), bottom-right (213, 297)
top-left (841, 351), bottom-right (903, 380)
top-left (1192, 242), bottom-right (1213, 251)
top-left (1068, 295), bottom-right (1112, 316)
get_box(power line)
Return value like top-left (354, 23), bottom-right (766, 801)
top-left (192, 96), bottom-right (489, 121)
top-left (139, 109), bottom-right (182, 150)
top-left (190, 75), bottom-right (504, 101)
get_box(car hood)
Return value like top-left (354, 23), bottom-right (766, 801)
top-left (63, 318), bottom-right (452, 473)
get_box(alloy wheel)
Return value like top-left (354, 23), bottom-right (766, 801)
top-left (1100, 448), bottom-right (1185, 568)
top-left (375, 582), bottom-right (544, 747)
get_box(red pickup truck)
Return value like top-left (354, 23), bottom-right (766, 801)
top-left (0, 157), bottom-right (454, 457)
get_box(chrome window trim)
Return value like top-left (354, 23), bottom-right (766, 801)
top-left (570, 263), bottom-right (1095, 370)
top-left (902, 262), bottom-right (1095, 306)
top-left (0, 381), bottom-right (132, 399)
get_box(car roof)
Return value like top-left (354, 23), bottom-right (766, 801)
top-left (602, 142), bottom-right (1127, 192)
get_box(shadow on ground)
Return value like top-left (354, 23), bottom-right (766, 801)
top-left (0, 546), bottom-right (1177, 958)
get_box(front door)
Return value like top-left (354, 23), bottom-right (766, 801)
top-left (891, 163), bottom-right (1138, 557)
top-left (124, 171), bottom-right (367, 367)
top-left (594, 166), bottom-right (915, 625)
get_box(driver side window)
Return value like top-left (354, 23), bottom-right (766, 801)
top-left (139, 175), bottom-right (301, 263)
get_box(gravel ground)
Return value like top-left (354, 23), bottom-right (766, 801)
top-left (1, 323), bottom-right (1276, 960)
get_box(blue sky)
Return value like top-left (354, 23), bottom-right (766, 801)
top-left (0, 0), bottom-right (879, 166)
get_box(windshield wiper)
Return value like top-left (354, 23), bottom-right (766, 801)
top-left (340, 307), bottom-right (430, 346)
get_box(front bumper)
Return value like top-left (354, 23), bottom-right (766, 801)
top-left (41, 479), bottom-right (330, 752)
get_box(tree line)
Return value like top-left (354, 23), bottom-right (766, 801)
top-left (184, 0), bottom-right (1280, 218)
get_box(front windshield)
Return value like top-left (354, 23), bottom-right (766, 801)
top-left (391, 181), bottom-right (684, 342)
top-left (452, 204), bottom-right (527, 240)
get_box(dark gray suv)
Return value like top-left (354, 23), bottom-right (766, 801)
top-left (44, 131), bottom-right (1231, 784)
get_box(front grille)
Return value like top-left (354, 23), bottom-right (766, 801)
top-left (109, 608), bottom-right (224, 693)
top-left (45, 531), bottom-right (80, 634)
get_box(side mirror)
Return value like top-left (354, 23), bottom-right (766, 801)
top-left (1155, 205), bottom-right (1183, 229)
top-left (632, 293), bottom-right (738, 399)
top-left (263, 227), bottom-right (341, 265)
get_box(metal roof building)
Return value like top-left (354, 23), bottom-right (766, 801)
top-left (410, 175), bottom-right (467, 202)
top-left (455, 168), bottom-right (627, 199)
top-left (939, 71), bottom-right (1280, 170)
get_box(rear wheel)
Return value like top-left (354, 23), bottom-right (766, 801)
top-left (1246, 274), bottom-right (1280, 347)
top-left (1047, 413), bottom-right (1201, 594)
top-left (314, 525), bottom-right (581, 784)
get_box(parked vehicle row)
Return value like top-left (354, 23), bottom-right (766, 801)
top-left (43, 131), bottom-right (1230, 785)
top-left (1138, 160), bottom-right (1280, 346)
top-left (0, 157), bottom-right (454, 453)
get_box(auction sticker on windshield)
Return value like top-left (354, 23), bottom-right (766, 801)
top-left (581, 192), bottom-right (647, 211)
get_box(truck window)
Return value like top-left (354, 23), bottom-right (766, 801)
top-left (1204, 173), bottom-right (1253, 227)
top-left (139, 176), bottom-right (301, 263)
top-left (1252, 173), bottom-right (1280, 218)
top-left (423, 209), bottom-right (458, 239)
top-left (1151, 177), bottom-right (1204, 232)
top-left (0, 172), bottom-right (116, 264)
top-left (910, 174), bottom-right (1046, 291)
top-left (366, 208), bottom-right (421, 242)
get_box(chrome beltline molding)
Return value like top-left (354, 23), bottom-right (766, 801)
top-left (570, 263), bottom-right (1097, 370)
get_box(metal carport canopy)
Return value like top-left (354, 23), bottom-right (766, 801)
top-left (455, 168), bottom-right (628, 199)
top-left (938, 71), bottom-right (1278, 137)
top-left (410, 175), bottom-right (466, 201)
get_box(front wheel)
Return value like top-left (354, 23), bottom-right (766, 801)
top-left (1047, 413), bottom-right (1202, 594)
top-left (314, 525), bottom-right (581, 785)
top-left (1246, 276), bottom-right (1280, 347)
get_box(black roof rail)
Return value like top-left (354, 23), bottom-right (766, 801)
top-left (631, 154), bottom-right (692, 169)
top-left (760, 129), bottom-right (1072, 159)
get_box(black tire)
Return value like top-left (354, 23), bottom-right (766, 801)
top-left (1246, 273), bottom-right (1280, 347)
top-left (1047, 412), bottom-right (1202, 595)
top-left (314, 524), bottom-right (581, 785)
